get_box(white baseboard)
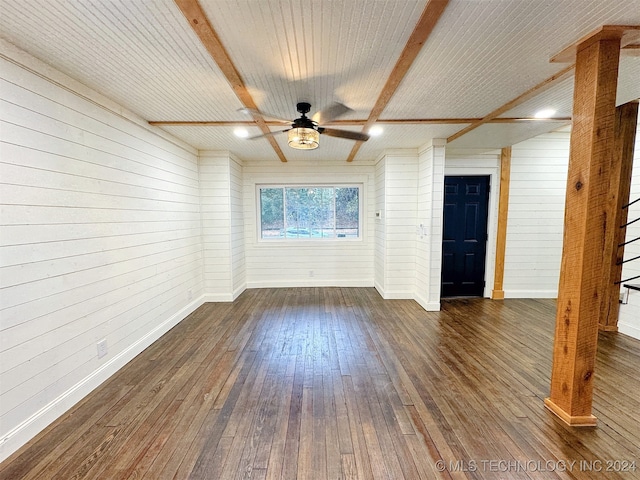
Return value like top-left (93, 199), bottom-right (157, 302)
top-left (619, 322), bottom-right (640, 341)
top-left (504, 289), bottom-right (558, 299)
top-left (380, 290), bottom-right (415, 300)
top-left (0, 296), bottom-right (206, 463)
top-left (201, 285), bottom-right (246, 303)
top-left (375, 284), bottom-right (440, 310)
top-left (374, 281), bottom-right (385, 298)
top-left (232, 284), bottom-right (247, 301)
top-left (203, 293), bottom-right (234, 302)
top-left (414, 292), bottom-right (440, 312)
top-left (373, 282), bottom-right (413, 299)
top-left (246, 279), bottom-right (374, 289)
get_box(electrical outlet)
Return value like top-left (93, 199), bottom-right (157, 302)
top-left (188, 289), bottom-right (193, 301)
top-left (97, 339), bottom-right (108, 359)
top-left (309, 270), bottom-right (314, 277)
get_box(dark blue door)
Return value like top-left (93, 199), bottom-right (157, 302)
top-left (441, 176), bottom-right (490, 297)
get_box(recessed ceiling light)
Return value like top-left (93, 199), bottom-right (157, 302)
top-left (234, 127), bottom-right (249, 138)
top-left (369, 125), bottom-right (384, 136)
top-left (534, 108), bottom-right (556, 119)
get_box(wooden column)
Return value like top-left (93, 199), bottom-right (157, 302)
top-left (599, 101), bottom-right (639, 331)
top-left (492, 146), bottom-right (512, 300)
top-left (544, 33), bottom-right (622, 426)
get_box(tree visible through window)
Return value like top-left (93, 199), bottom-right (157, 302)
top-left (259, 186), bottom-right (360, 239)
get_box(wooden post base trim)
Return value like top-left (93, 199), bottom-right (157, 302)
top-left (491, 290), bottom-right (505, 300)
top-left (598, 324), bottom-right (619, 332)
top-left (544, 398), bottom-right (597, 426)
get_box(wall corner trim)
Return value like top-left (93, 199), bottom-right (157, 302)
top-left (415, 293), bottom-right (441, 312)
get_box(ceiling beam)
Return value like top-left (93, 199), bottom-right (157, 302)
top-left (372, 117), bottom-right (571, 124)
top-left (150, 121), bottom-right (269, 127)
top-left (447, 25), bottom-right (639, 145)
top-left (550, 25), bottom-right (640, 63)
top-left (345, 0), bottom-right (450, 162)
top-left (446, 64), bottom-right (574, 144)
top-left (149, 117), bottom-right (572, 127)
top-left (447, 25), bottom-right (640, 143)
top-left (174, 0), bottom-right (288, 162)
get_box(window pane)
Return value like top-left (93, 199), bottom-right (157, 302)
top-left (285, 188), bottom-right (309, 237)
top-left (259, 185), bottom-right (360, 240)
top-left (312, 187), bottom-right (335, 238)
top-left (335, 187), bottom-right (359, 238)
top-left (284, 187), bottom-right (336, 238)
top-left (260, 188), bottom-right (284, 238)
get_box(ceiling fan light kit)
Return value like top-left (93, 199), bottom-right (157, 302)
top-left (288, 127), bottom-right (320, 149)
top-left (249, 101), bottom-right (369, 150)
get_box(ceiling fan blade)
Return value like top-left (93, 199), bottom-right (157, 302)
top-left (320, 127), bottom-right (370, 142)
top-left (239, 107), bottom-right (291, 124)
top-left (248, 128), bottom-right (290, 140)
top-left (312, 102), bottom-right (352, 124)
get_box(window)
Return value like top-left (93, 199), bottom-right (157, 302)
top-left (259, 185), bottom-right (361, 240)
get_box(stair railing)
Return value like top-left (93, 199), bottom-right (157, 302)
top-left (616, 197), bottom-right (640, 303)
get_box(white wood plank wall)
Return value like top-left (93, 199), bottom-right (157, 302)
top-left (199, 152), bottom-right (234, 300)
top-left (0, 46), bottom-right (204, 460)
top-left (504, 132), bottom-right (570, 298)
top-left (415, 149), bottom-right (430, 304)
top-left (429, 145), bottom-right (446, 306)
top-left (374, 157), bottom-right (386, 292)
top-left (242, 163), bottom-right (375, 288)
top-left (199, 151), bottom-right (245, 300)
top-left (415, 141), bottom-right (445, 310)
top-left (619, 121), bottom-right (640, 339)
top-left (229, 156), bottom-right (246, 298)
top-left (374, 152), bottom-right (418, 299)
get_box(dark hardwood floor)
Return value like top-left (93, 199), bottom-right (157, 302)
top-left (1, 288), bottom-right (639, 479)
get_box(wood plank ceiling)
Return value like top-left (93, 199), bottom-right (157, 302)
top-left (1, 0), bottom-right (639, 163)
